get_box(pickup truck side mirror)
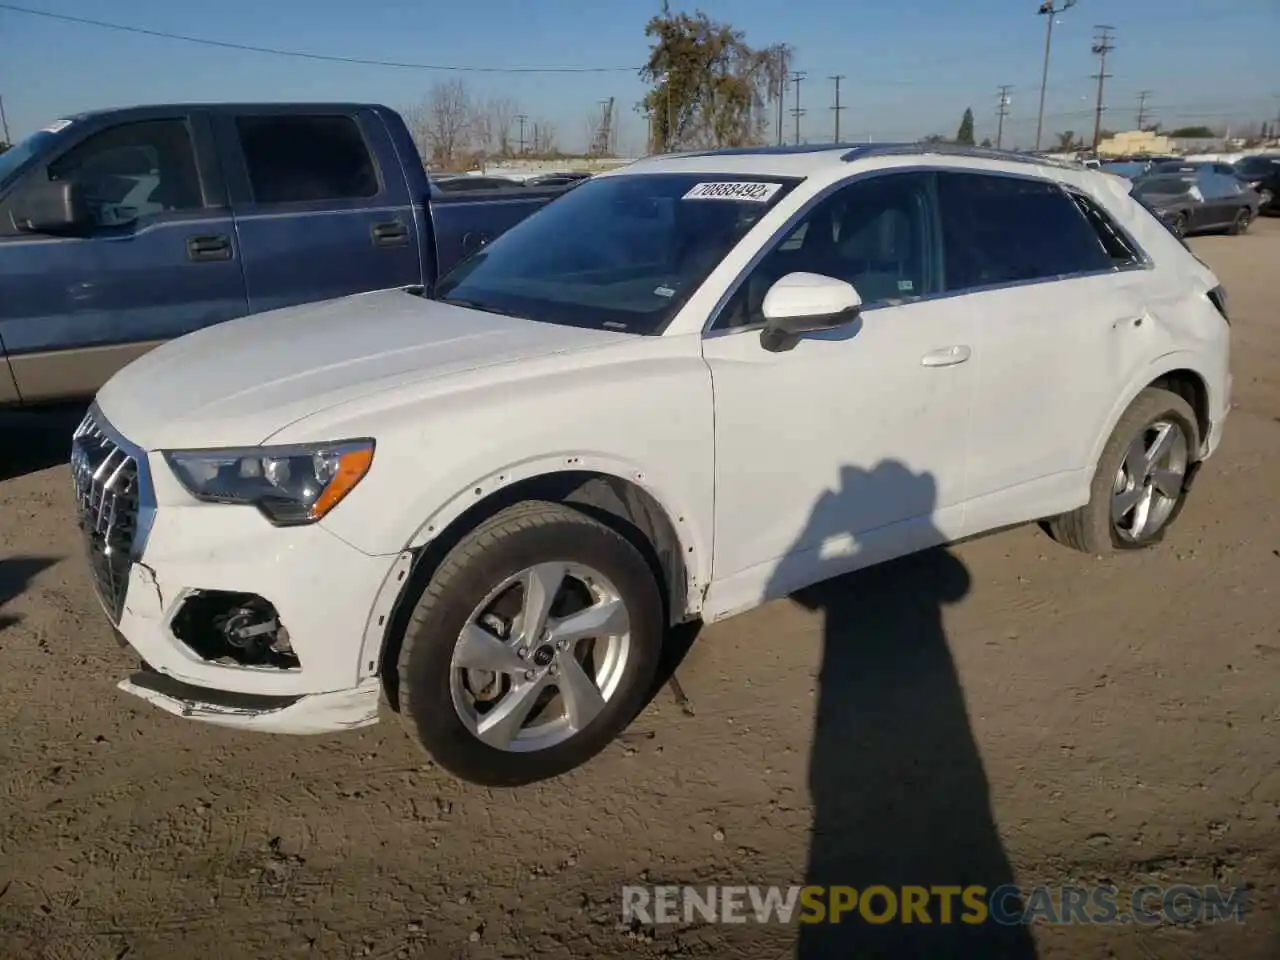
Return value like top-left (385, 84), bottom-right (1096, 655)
top-left (759, 272), bottom-right (863, 353)
top-left (11, 179), bottom-right (91, 235)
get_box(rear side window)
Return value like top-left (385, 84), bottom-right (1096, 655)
top-left (937, 172), bottom-right (1113, 291)
top-left (1068, 193), bottom-right (1142, 267)
top-left (235, 115), bottom-right (379, 205)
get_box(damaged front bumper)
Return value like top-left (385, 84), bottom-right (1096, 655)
top-left (73, 405), bottom-right (403, 735)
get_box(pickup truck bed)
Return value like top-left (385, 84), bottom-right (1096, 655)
top-left (0, 102), bottom-right (566, 406)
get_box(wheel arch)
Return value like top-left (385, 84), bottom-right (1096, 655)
top-left (1087, 357), bottom-right (1212, 471)
top-left (374, 464), bottom-right (704, 714)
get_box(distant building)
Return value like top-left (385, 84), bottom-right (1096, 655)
top-left (1096, 130), bottom-right (1177, 157)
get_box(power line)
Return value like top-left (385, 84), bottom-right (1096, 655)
top-left (830, 75), bottom-right (847, 142)
top-left (1090, 25), bottom-right (1115, 150)
top-left (996, 84), bottom-right (1013, 150)
top-left (790, 71), bottom-right (807, 146)
top-left (0, 2), bottom-right (636, 73)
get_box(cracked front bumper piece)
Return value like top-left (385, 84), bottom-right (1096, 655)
top-left (73, 405), bottom-right (399, 735)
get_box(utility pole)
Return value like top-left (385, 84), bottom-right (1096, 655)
top-left (0, 94), bottom-right (9, 146)
top-left (1090, 25), bottom-right (1115, 152)
top-left (1034, 0), bottom-right (1078, 153)
top-left (1136, 89), bottom-right (1153, 130)
top-left (515, 114), bottom-right (528, 155)
top-left (775, 52), bottom-right (790, 147)
top-left (996, 84), bottom-right (1013, 150)
top-left (790, 71), bottom-right (807, 146)
top-left (830, 74), bottom-right (847, 142)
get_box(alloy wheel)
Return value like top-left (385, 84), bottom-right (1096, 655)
top-left (449, 562), bottom-right (632, 752)
top-left (1111, 419), bottom-right (1189, 543)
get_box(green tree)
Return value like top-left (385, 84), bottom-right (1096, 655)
top-left (1170, 125), bottom-right (1216, 139)
top-left (979, 137), bottom-right (993, 148)
top-left (640, 3), bottom-right (789, 152)
top-left (955, 107), bottom-right (975, 146)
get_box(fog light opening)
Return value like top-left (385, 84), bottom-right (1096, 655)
top-left (171, 591), bottom-right (300, 669)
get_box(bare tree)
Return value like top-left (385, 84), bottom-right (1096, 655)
top-left (531, 119), bottom-right (558, 156)
top-left (486, 96), bottom-right (520, 157)
top-left (417, 79), bottom-right (473, 170)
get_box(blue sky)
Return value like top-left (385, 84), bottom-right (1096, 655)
top-left (0, 0), bottom-right (1275, 153)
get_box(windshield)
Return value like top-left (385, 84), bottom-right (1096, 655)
top-left (433, 172), bottom-right (800, 334)
top-left (1132, 177), bottom-right (1193, 199)
top-left (1235, 156), bottom-right (1280, 176)
top-left (0, 130), bottom-right (58, 188)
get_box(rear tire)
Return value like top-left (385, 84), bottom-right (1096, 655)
top-left (396, 500), bottom-right (664, 786)
top-left (1047, 387), bottom-right (1200, 556)
top-left (1228, 207), bottom-right (1252, 235)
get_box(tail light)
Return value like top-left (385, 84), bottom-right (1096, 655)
top-left (1207, 285), bottom-right (1229, 325)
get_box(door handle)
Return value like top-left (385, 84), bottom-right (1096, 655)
top-left (371, 220), bottom-right (410, 247)
top-left (186, 234), bottom-right (232, 262)
top-left (921, 345), bottom-right (971, 367)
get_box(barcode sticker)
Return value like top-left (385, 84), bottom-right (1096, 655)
top-left (683, 181), bottom-right (782, 202)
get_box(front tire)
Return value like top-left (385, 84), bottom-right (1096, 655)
top-left (1047, 387), bottom-right (1200, 555)
top-left (1228, 207), bottom-right (1252, 235)
top-left (396, 500), bottom-right (664, 786)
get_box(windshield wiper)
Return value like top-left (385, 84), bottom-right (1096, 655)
top-left (437, 296), bottom-right (524, 319)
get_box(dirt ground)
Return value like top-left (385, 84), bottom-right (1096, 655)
top-left (2, 221), bottom-right (1279, 960)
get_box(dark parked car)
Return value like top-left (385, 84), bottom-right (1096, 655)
top-left (1130, 170), bottom-right (1260, 237)
top-left (1148, 160), bottom-right (1239, 178)
top-left (523, 172), bottom-right (593, 188)
top-left (1233, 155), bottom-right (1280, 213)
top-left (431, 174), bottom-right (526, 192)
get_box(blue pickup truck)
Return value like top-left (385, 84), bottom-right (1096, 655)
top-left (0, 102), bottom-right (566, 406)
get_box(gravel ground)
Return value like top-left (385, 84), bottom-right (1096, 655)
top-left (2, 221), bottom-right (1279, 960)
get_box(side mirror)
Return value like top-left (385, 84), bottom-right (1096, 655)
top-left (11, 179), bottom-right (90, 235)
top-left (759, 272), bottom-right (863, 353)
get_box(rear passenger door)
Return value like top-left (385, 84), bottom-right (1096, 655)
top-left (935, 171), bottom-right (1150, 526)
top-left (216, 109), bottom-right (422, 314)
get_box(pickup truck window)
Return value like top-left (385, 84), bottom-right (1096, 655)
top-left (46, 120), bottom-right (203, 228)
top-left (434, 173), bottom-right (799, 335)
top-left (235, 115), bottom-right (379, 205)
top-left (0, 131), bottom-right (57, 189)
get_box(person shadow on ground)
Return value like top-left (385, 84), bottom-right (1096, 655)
top-left (763, 462), bottom-right (1039, 959)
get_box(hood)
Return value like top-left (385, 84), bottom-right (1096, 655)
top-left (95, 288), bottom-right (632, 449)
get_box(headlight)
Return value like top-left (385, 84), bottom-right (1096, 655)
top-left (164, 439), bottom-right (374, 526)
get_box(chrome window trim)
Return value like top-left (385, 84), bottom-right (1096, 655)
top-left (700, 163), bottom-right (1154, 340)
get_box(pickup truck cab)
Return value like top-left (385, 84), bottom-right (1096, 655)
top-left (74, 143), bottom-right (1231, 787)
top-left (0, 102), bottom-right (562, 406)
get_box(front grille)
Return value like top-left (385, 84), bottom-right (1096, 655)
top-left (71, 409), bottom-right (142, 623)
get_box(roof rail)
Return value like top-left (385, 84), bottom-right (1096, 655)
top-left (842, 142), bottom-right (1082, 171)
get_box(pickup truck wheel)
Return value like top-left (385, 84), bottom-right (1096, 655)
top-left (1046, 387), bottom-right (1199, 555)
top-left (396, 500), bottom-right (663, 786)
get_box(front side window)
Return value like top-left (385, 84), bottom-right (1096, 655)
top-left (937, 172), bottom-right (1113, 290)
top-left (434, 173), bottom-right (799, 334)
top-left (236, 115), bottom-right (379, 205)
top-left (715, 171), bottom-right (938, 330)
top-left (46, 119), bottom-right (203, 228)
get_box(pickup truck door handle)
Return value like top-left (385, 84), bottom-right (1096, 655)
top-left (186, 234), bottom-right (232, 262)
top-left (921, 345), bottom-right (971, 367)
top-left (371, 220), bottom-right (410, 247)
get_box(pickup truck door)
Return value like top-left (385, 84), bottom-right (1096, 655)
top-left (216, 108), bottom-right (423, 313)
top-left (0, 112), bottom-right (249, 403)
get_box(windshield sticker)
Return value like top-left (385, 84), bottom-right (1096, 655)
top-left (40, 119), bottom-right (74, 135)
top-left (683, 181), bottom-right (782, 202)
top-left (653, 285), bottom-right (676, 298)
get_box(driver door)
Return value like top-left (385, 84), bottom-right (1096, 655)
top-left (0, 113), bottom-right (248, 403)
top-left (700, 170), bottom-right (977, 617)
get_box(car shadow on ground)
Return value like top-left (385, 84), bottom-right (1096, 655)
top-left (0, 556), bottom-right (60, 633)
top-left (764, 462), bottom-right (1039, 958)
top-left (0, 404), bottom-right (86, 483)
